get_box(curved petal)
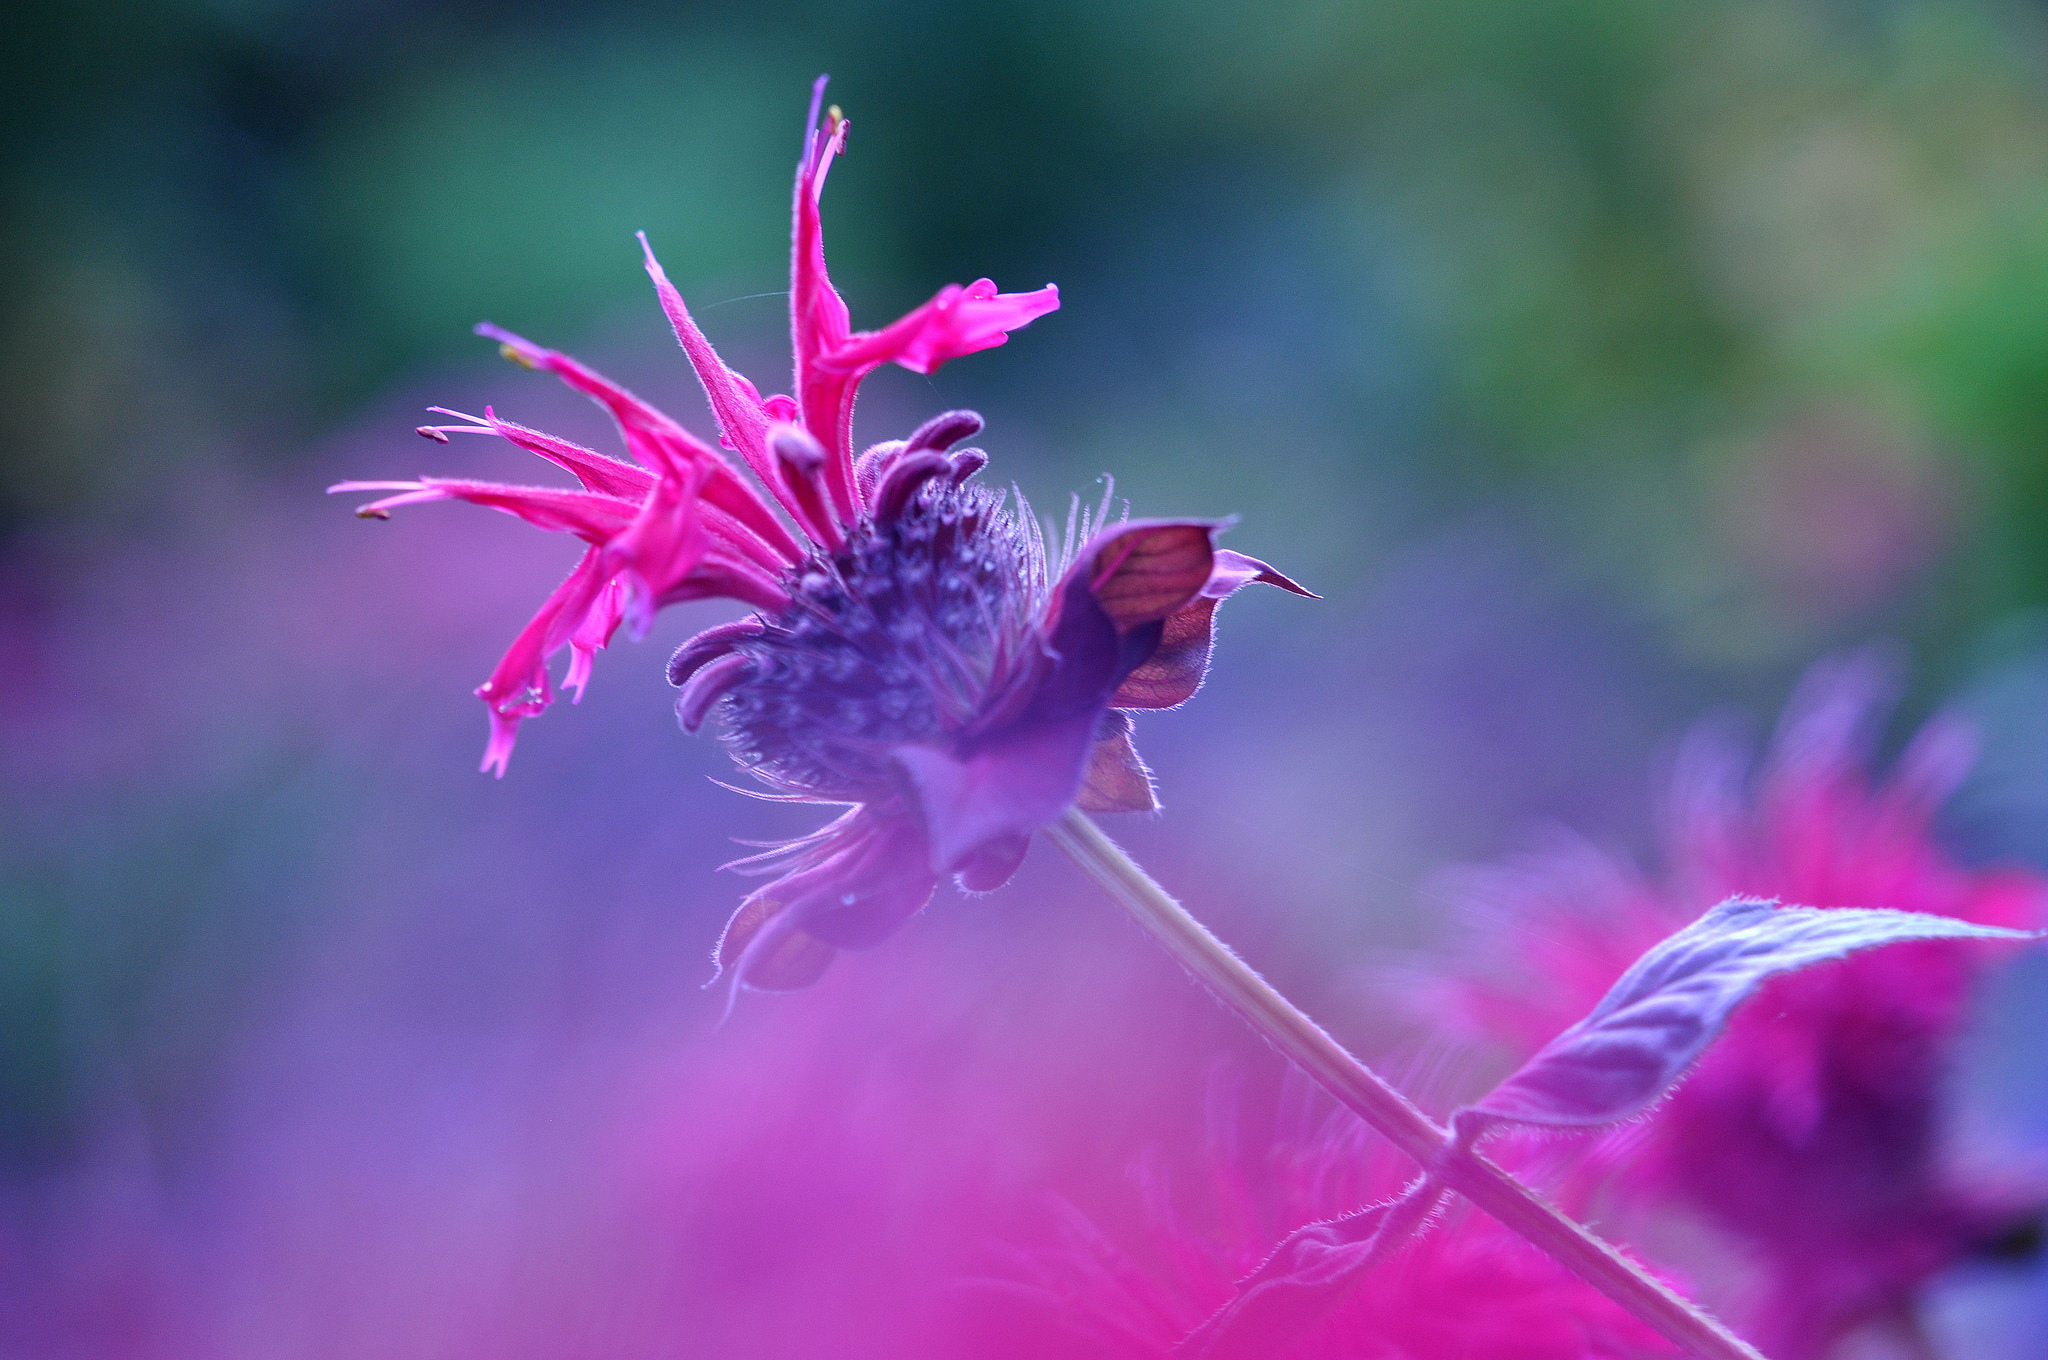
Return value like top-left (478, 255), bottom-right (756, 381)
top-left (639, 233), bottom-right (776, 484)
top-left (473, 547), bottom-right (611, 776)
top-left (1111, 550), bottom-right (1315, 710)
top-left (790, 81), bottom-right (1058, 519)
top-left (674, 652), bottom-right (752, 733)
top-left (667, 617), bottom-right (768, 687)
top-left (476, 323), bottom-right (716, 480)
top-left (955, 831), bottom-right (1031, 893)
top-left (601, 464), bottom-right (713, 639)
top-left (329, 478), bottom-right (636, 543)
top-left (820, 279), bottom-right (1060, 377)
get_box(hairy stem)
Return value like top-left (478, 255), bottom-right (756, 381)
top-left (1045, 806), bottom-right (1765, 1360)
top-left (1352, 1171), bottom-right (1448, 1268)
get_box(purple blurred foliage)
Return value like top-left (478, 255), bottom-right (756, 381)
top-left (0, 351), bottom-right (1710, 1357)
top-left (986, 1083), bottom-right (1679, 1359)
top-left (1434, 653), bottom-right (2048, 1358)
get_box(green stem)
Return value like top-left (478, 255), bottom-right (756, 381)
top-left (1045, 806), bottom-right (1765, 1360)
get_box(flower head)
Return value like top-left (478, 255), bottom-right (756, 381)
top-left (1437, 653), bottom-right (2047, 1357)
top-left (333, 79), bottom-right (1308, 995)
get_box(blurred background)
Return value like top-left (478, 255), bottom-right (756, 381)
top-left (9, 0), bottom-right (2048, 1355)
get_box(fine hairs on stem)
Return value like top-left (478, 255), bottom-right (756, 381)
top-left (1043, 806), bottom-right (1767, 1360)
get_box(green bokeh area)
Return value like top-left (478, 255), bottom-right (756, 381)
top-left (10, 0), bottom-right (2048, 663)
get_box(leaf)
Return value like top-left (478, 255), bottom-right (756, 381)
top-left (1075, 711), bottom-right (1158, 813)
top-left (1452, 896), bottom-right (2036, 1142)
top-left (1177, 1205), bottom-right (1389, 1360)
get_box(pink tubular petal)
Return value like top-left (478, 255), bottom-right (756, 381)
top-left (786, 87), bottom-right (1054, 519)
top-left (604, 466), bottom-right (714, 640)
top-left (790, 95), bottom-right (859, 520)
top-left (473, 548), bottom-right (611, 776)
top-left (475, 326), bottom-right (804, 570)
top-left (821, 279), bottom-right (1061, 377)
top-left (638, 232), bottom-right (777, 485)
top-left (331, 478), bottom-right (638, 542)
top-left (465, 407), bottom-right (655, 500)
top-left (477, 323), bottom-right (714, 479)
top-left (564, 578), bottom-right (624, 703)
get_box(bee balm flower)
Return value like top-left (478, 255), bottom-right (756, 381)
top-left (333, 79), bottom-right (1308, 994)
top-left (1437, 655), bottom-right (2047, 1358)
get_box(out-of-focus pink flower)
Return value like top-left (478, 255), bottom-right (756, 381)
top-left (1438, 654), bottom-right (2048, 1358)
top-left (1002, 1107), bottom-right (1677, 1359)
top-left (332, 79), bottom-right (1309, 994)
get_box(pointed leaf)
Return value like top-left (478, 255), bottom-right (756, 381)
top-left (1453, 896), bottom-right (2037, 1142)
top-left (1075, 711), bottom-right (1158, 813)
top-left (1178, 1206), bottom-right (1389, 1360)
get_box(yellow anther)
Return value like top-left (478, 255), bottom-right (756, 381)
top-left (499, 343), bottom-right (537, 370)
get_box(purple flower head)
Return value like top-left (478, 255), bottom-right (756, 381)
top-left (1437, 654), bottom-right (2048, 1358)
top-left (333, 80), bottom-right (1309, 995)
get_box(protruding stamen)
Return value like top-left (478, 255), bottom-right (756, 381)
top-left (771, 425), bottom-right (827, 474)
top-left (677, 652), bottom-right (753, 733)
top-left (416, 425), bottom-right (451, 443)
top-left (669, 618), bottom-right (768, 687)
top-left (769, 423), bottom-right (842, 550)
top-left (874, 450), bottom-right (952, 523)
top-left (903, 409), bottom-right (984, 455)
top-left (946, 449), bottom-right (987, 485)
top-left (854, 440), bottom-right (904, 508)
